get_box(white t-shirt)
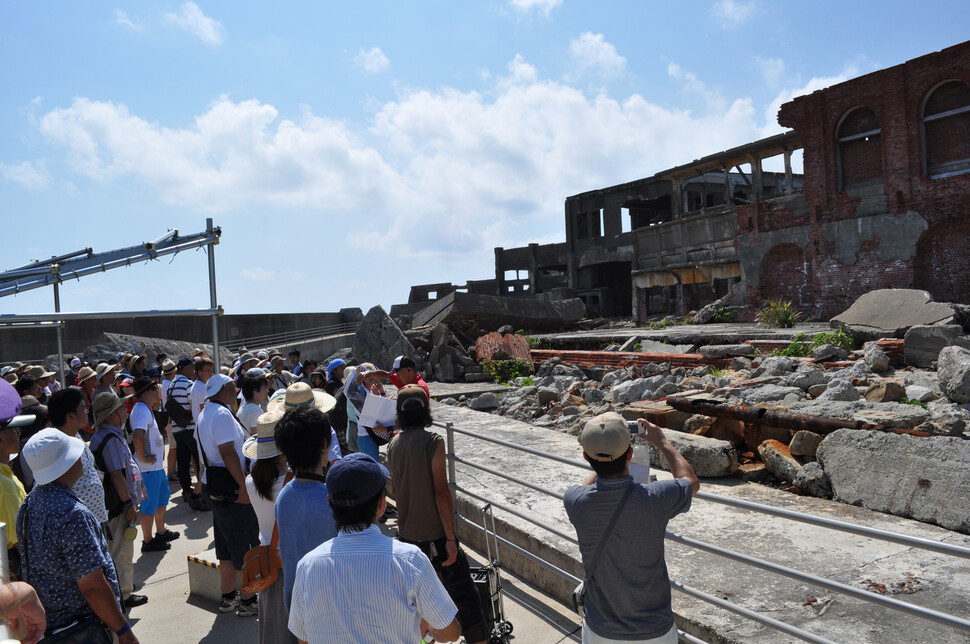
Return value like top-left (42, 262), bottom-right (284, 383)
top-left (245, 473), bottom-right (288, 546)
top-left (189, 379), bottom-right (207, 426)
top-left (236, 402), bottom-right (263, 435)
top-left (196, 401), bottom-right (248, 485)
top-left (130, 401), bottom-right (164, 472)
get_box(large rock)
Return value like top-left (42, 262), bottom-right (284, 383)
top-left (817, 378), bottom-right (860, 402)
top-left (831, 289), bottom-right (963, 342)
top-left (647, 429), bottom-right (739, 477)
top-left (612, 376), bottom-right (665, 403)
top-left (757, 439), bottom-right (801, 484)
top-left (938, 346), bottom-right (970, 404)
top-left (752, 355), bottom-right (800, 377)
top-left (784, 364), bottom-right (827, 391)
top-left (737, 384), bottom-right (803, 404)
top-left (863, 381), bottom-right (906, 403)
top-left (903, 325), bottom-right (964, 368)
top-left (789, 430), bottom-right (824, 457)
top-left (699, 344), bottom-right (754, 359)
top-left (812, 343), bottom-right (848, 361)
top-left (793, 462), bottom-right (832, 497)
top-left (68, 332), bottom-right (235, 370)
top-left (412, 292), bottom-right (586, 332)
top-left (817, 429), bottom-right (970, 533)
top-left (468, 392), bottom-right (500, 411)
top-left (353, 306), bottom-right (416, 371)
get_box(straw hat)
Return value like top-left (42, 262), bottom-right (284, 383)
top-left (27, 365), bottom-right (55, 380)
top-left (161, 360), bottom-right (177, 376)
top-left (77, 366), bottom-right (97, 384)
top-left (92, 392), bottom-right (132, 428)
top-left (243, 409), bottom-right (285, 460)
top-left (266, 382), bottom-right (336, 415)
top-left (94, 362), bottom-right (120, 381)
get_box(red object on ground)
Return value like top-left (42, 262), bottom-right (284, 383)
top-left (476, 332), bottom-right (532, 363)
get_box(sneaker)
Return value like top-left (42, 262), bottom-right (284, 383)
top-left (219, 593), bottom-right (240, 613)
top-left (189, 495), bottom-right (210, 512)
top-left (141, 537), bottom-right (171, 552)
top-left (236, 599), bottom-right (259, 618)
top-left (123, 594), bottom-right (149, 609)
top-left (156, 529), bottom-right (181, 542)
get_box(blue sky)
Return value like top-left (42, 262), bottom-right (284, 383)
top-left (1, 1), bottom-right (968, 317)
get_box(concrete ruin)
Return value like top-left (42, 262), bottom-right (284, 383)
top-left (407, 40), bottom-right (970, 323)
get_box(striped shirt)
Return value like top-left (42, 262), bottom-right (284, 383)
top-left (168, 375), bottom-right (194, 431)
top-left (288, 525), bottom-right (457, 644)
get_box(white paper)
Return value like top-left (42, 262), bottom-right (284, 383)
top-left (358, 393), bottom-right (398, 430)
top-left (630, 442), bottom-right (651, 484)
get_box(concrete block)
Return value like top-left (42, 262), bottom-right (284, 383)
top-left (699, 344), bottom-right (755, 358)
top-left (864, 381), bottom-right (906, 403)
top-left (903, 324), bottom-right (964, 368)
top-left (620, 400), bottom-right (691, 431)
top-left (817, 378), bottom-right (860, 402)
top-left (938, 345), bottom-right (970, 404)
top-left (817, 429), bottom-right (970, 532)
top-left (187, 550), bottom-right (222, 603)
top-left (831, 289), bottom-right (961, 342)
top-left (863, 342), bottom-right (891, 372)
top-left (412, 292), bottom-right (586, 332)
top-left (789, 430), bottom-right (823, 457)
top-left (648, 429), bottom-right (739, 477)
top-left (352, 305), bottom-right (416, 371)
top-left (758, 439), bottom-right (801, 484)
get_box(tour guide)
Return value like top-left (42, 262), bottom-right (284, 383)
top-left (564, 412), bottom-right (699, 644)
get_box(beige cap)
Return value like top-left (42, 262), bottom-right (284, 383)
top-left (580, 412), bottom-right (631, 461)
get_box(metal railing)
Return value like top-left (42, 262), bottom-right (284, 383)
top-left (225, 321), bottom-right (360, 353)
top-left (438, 420), bottom-right (970, 643)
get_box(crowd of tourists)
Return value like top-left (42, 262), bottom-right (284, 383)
top-left (0, 342), bottom-right (699, 644)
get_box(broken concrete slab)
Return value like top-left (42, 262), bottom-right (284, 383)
top-left (863, 342), bottom-right (891, 372)
top-left (619, 401), bottom-right (691, 431)
top-left (903, 324), bottom-right (964, 368)
top-left (817, 378), bottom-right (861, 402)
top-left (812, 343), bottom-right (848, 361)
top-left (830, 289), bottom-right (963, 342)
top-left (638, 338), bottom-right (697, 354)
top-left (758, 439), bottom-right (801, 483)
top-left (699, 344), bottom-right (755, 358)
top-left (863, 381), bottom-right (906, 403)
top-left (412, 292), bottom-right (586, 332)
top-left (817, 429), bottom-right (970, 533)
top-left (793, 461), bottom-right (831, 497)
top-left (938, 345), bottom-right (970, 404)
top-left (647, 429), bottom-right (739, 478)
top-left (789, 430), bottom-right (824, 457)
top-left (352, 305), bottom-right (416, 370)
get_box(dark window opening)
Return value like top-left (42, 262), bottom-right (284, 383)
top-left (922, 80), bottom-right (970, 178)
top-left (838, 107), bottom-right (882, 190)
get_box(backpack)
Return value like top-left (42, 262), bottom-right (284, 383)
top-left (165, 379), bottom-right (194, 428)
top-left (92, 433), bottom-right (127, 519)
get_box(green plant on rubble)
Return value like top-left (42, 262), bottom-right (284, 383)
top-left (482, 359), bottom-right (533, 384)
top-left (711, 307), bottom-right (733, 323)
top-left (632, 342), bottom-right (643, 352)
top-left (774, 332), bottom-right (809, 357)
top-left (516, 329), bottom-right (543, 350)
top-left (809, 327), bottom-right (855, 353)
top-left (520, 376), bottom-right (535, 386)
top-left (709, 367), bottom-right (727, 377)
top-left (756, 299), bottom-right (804, 328)
top-left (901, 397), bottom-right (928, 409)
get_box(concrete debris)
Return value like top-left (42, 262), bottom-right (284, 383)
top-left (757, 439), bottom-right (801, 484)
top-left (817, 378), bottom-right (861, 402)
top-left (468, 392), bottom-right (501, 411)
top-left (352, 305), bottom-right (417, 372)
top-left (60, 332), bottom-right (235, 372)
top-left (784, 364), bottom-right (827, 391)
top-left (789, 430), bottom-right (824, 457)
top-left (638, 339), bottom-right (697, 354)
top-left (812, 343), bottom-right (849, 361)
top-left (863, 381), bottom-right (906, 403)
top-left (904, 385), bottom-right (938, 403)
top-left (647, 430), bottom-right (739, 478)
top-left (863, 342), bottom-right (891, 372)
top-left (412, 291), bottom-right (586, 332)
top-left (699, 344), bottom-right (755, 359)
top-left (817, 429), bottom-right (970, 533)
top-left (793, 462), bottom-right (832, 497)
top-left (830, 289), bottom-right (965, 342)
top-left (938, 346), bottom-right (970, 404)
top-left (903, 324), bottom-right (964, 368)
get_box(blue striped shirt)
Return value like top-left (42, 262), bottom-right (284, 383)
top-left (288, 525), bottom-right (457, 644)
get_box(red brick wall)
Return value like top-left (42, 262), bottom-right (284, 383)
top-left (743, 40), bottom-right (970, 317)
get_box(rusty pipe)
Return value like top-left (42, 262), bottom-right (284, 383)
top-left (665, 395), bottom-right (929, 437)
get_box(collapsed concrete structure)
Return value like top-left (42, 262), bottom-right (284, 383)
top-left (408, 40), bottom-right (970, 323)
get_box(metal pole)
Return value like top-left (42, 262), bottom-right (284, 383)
top-left (53, 280), bottom-right (66, 388)
top-left (446, 422), bottom-right (457, 500)
top-left (206, 218), bottom-right (220, 364)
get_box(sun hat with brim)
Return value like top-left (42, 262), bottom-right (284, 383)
top-left (269, 355), bottom-right (284, 368)
top-left (95, 362), bottom-right (120, 380)
top-left (10, 362), bottom-right (24, 371)
top-left (77, 366), bottom-right (97, 384)
top-left (0, 367), bottom-right (13, 378)
top-left (266, 382), bottom-right (336, 415)
top-left (22, 428), bottom-right (86, 485)
top-left (326, 453), bottom-right (389, 507)
top-left (131, 376), bottom-right (157, 397)
top-left (205, 373), bottom-right (234, 399)
top-left (580, 412), bottom-right (632, 462)
top-left (0, 379), bottom-right (36, 429)
top-left (243, 409), bottom-right (285, 460)
top-left (27, 365), bottom-right (56, 379)
top-left (161, 360), bottom-right (177, 375)
top-left (92, 392), bottom-right (132, 428)
top-left (238, 353), bottom-right (256, 366)
top-left (20, 396), bottom-right (42, 409)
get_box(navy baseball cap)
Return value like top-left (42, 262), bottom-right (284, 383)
top-left (326, 453), bottom-right (389, 507)
top-left (176, 357), bottom-right (194, 369)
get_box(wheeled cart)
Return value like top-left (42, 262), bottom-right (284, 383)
top-left (469, 503), bottom-right (513, 644)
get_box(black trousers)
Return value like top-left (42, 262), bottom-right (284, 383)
top-left (173, 428), bottom-right (200, 494)
top-left (403, 536), bottom-right (488, 643)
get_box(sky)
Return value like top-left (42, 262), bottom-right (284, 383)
top-left (1, 1), bottom-right (968, 317)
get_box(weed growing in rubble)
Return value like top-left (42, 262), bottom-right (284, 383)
top-left (482, 359), bottom-right (533, 384)
top-left (709, 367), bottom-right (727, 377)
top-left (775, 332), bottom-right (810, 357)
top-left (809, 328), bottom-right (855, 352)
top-left (901, 397), bottom-right (928, 409)
top-left (633, 342), bottom-right (643, 352)
top-left (711, 307), bottom-right (733, 322)
top-left (756, 299), bottom-right (804, 328)
top-left (516, 329), bottom-right (543, 349)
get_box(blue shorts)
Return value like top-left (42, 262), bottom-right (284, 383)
top-left (140, 469), bottom-right (170, 515)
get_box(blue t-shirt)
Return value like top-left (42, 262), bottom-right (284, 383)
top-left (563, 475), bottom-right (692, 640)
top-left (275, 479), bottom-right (338, 610)
top-left (17, 483), bottom-right (121, 630)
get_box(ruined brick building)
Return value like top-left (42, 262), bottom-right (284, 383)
top-left (407, 40), bottom-right (970, 323)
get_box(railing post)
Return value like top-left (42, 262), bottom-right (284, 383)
top-left (446, 422), bottom-right (457, 502)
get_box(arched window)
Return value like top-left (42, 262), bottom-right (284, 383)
top-left (837, 107), bottom-right (882, 191)
top-left (922, 80), bottom-right (970, 178)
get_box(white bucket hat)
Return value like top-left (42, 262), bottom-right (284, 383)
top-left (22, 428), bottom-right (85, 485)
top-left (243, 409), bottom-right (285, 460)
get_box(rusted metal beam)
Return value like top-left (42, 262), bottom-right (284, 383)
top-left (665, 395), bottom-right (929, 437)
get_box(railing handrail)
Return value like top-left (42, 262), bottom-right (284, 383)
top-left (436, 419), bottom-right (970, 639)
top-left (225, 321), bottom-right (359, 353)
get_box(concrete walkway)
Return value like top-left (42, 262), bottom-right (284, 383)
top-left (431, 402), bottom-right (970, 644)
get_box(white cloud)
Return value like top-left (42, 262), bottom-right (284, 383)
top-left (755, 55), bottom-right (785, 87)
top-left (667, 62), bottom-right (728, 111)
top-left (35, 57), bottom-right (769, 267)
top-left (568, 32), bottom-right (626, 80)
top-left (113, 9), bottom-right (143, 32)
top-left (240, 268), bottom-right (275, 283)
top-left (760, 65), bottom-right (860, 137)
top-left (0, 160), bottom-right (51, 190)
top-left (354, 47), bottom-right (390, 74)
top-left (165, 2), bottom-right (223, 46)
top-left (711, 0), bottom-right (755, 28)
top-left (509, 0), bottom-right (562, 17)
